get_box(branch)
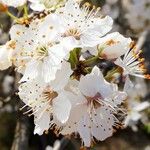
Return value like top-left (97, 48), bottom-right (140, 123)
top-left (11, 102), bottom-right (29, 150)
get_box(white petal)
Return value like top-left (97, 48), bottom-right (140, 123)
top-left (79, 66), bottom-right (103, 97)
top-left (19, 60), bottom-right (39, 82)
top-left (113, 91), bottom-right (127, 105)
top-left (18, 79), bottom-right (44, 104)
top-left (61, 36), bottom-right (80, 50)
top-left (77, 114), bottom-right (91, 147)
top-left (129, 111), bottom-right (141, 122)
top-left (38, 14), bottom-right (59, 41)
top-left (34, 110), bottom-right (50, 135)
top-left (124, 76), bottom-right (134, 93)
top-left (30, 3), bottom-right (45, 11)
top-left (81, 32), bottom-right (102, 47)
top-left (1, 0), bottom-right (26, 7)
top-left (79, 66), bottom-right (113, 98)
top-left (49, 44), bottom-right (68, 65)
top-left (53, 92), bottom-right (72, 123)
top-left (91, 16), bottom-right (113, 37)
top-left (99, 32), bottom-right (132, 59)
top-left (134, 101), bottom-right (150, 112)
top-left (41, 57), bottom-right (60, 83)
top-left (60, 103), bottom-right (87, 135)
top-left (0, 44), bottom-right (12, 70)
top-left (51, 61), bottom-right (72, 91)
top-left (91, 107), bottom-right (114, 140)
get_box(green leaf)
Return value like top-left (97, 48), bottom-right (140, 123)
top-left (68, 48), bottom-right (81, 69)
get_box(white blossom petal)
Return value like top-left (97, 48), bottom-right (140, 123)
top-left (53, 92), bottom-right (72, 123)
top-left (1, 0), bottom-right (26, 7)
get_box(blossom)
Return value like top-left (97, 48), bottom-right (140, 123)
top-left (60, 66), bottom-right (127, 147)
top-left (55, 0), bottom-right (113, 48)
top-left (29, 0), bottom-right (65, 11)
top-left (0, 0), bottom-right (149, 147)
top-left (0, 41), bottom-right (13, 70)
top-left (123, 0), bottom-right (150, 31)
top-left (18, 61), bottom-right (73, 135)
top-left (115, 45), bottom-right (150, 79)
top-left (88, 32), bottom-right (132, 60)
top-left (125, 101), bottom-right (150, 130)
top-left (1, 0), bottom-right (26, 7)
top-left (10, 14), bottom-right (70, 83)
top-left (124, 77), bottom-right (150, 131)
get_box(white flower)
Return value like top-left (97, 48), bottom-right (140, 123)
top-left (1, 0), bottom-right (26, 7)
top-left (125, 101), bottom-right (150, 126)
top-left (10, 14), bottom-right (70, 83)
top-left (0, 41), bottom-right (13, 70)
top-left (18, 61), bottom-right (73, 135)
top-left (124, 77), bottom-right (150, 130)
top-left (29, 0), bottom-right (65, 11)
top-left (88, 32), bottom-right (132, 60)
top-left (115, 45), bottom-right (150, 79)
top-left (55, 0), bottom-right (113, 48)
top-left (60, 66), bottom-right (127, 147)
top-left (123, 0), bottom-right (150, 31)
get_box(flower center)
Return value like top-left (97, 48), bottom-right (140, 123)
top-left (105, 39), bottom-right (119, 46)
top-left (42, 86), bottom-right (58, 104)
top-left (35, 45), bottom-right (49, 60)
top-left (63, 28), bottom-right (81, 40)
top-left (86, 93), bottom-right (101, 110)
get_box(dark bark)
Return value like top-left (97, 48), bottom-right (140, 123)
top-left (11, 102), bottom-right (29, 150)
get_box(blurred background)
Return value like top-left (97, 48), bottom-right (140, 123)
top-left (0, 0), bottom-right (150, 149)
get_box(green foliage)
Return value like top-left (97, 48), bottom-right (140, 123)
top-left (68, 48), bottom-right (81, 70)
top-left (144, 123), bottom-right (150, 134)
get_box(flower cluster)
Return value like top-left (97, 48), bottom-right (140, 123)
top-left (28, 0), bottom-right (67, 11)
top-left (124, 77), bottom-right (150, 131)
top-left (0, 0), bottom-right (65, 9)
top-left (122, 0), bottom-right (150, 32)
top-left (0, 0), bottom-right (150, 148)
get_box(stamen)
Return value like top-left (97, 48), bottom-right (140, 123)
top-left (86, 93), bottom-right (102, 110)
top-left (28, 109), bottom-right (39, 117)
top-left (122, 45), bottom-right (150, 79)
top-left (19, 104), bottom-right (28, 110)
top-left (63, 28), bottom-right (81, 40)
top-left (23, 108), bottom-right (33, 115)
top-left (42, 86), bottom-right (58, 104)
top-left (36, 45), bottom-right (49, 60)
